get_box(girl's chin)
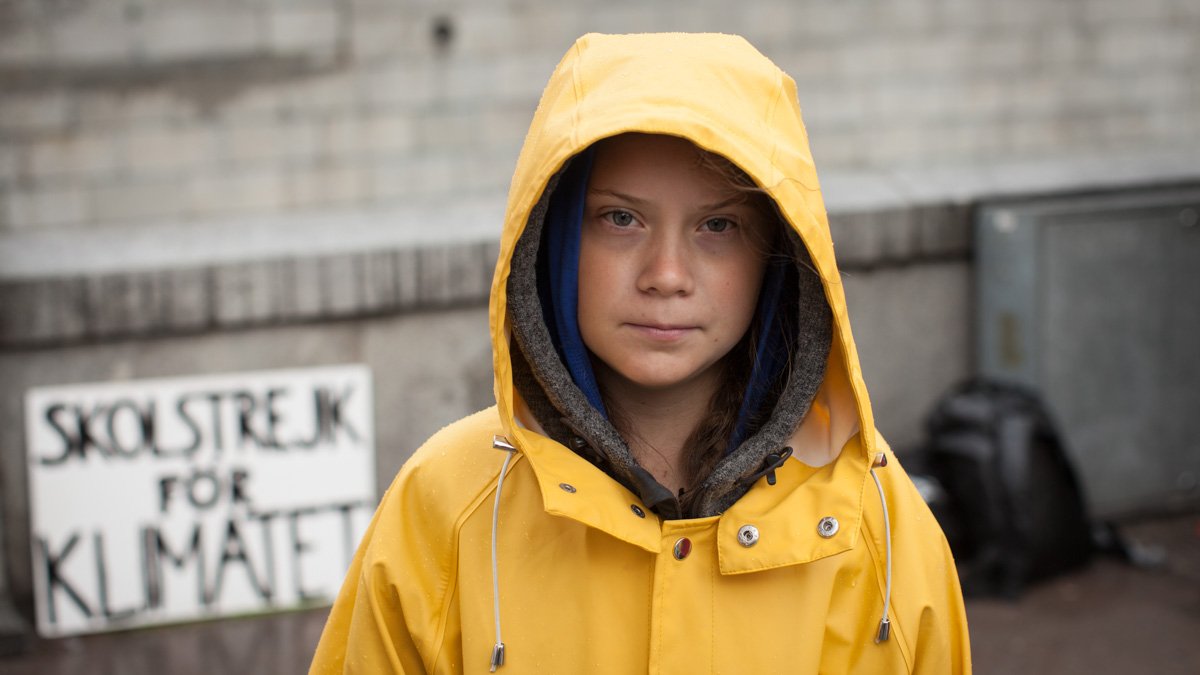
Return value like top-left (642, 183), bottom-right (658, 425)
top-left (602, 363), bottom-right (722, 395)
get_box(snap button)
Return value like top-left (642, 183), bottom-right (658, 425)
top-left (817, 516), bottom-right (839, 538)
top-left (558, 482), bottom-right (576, 493)
top-left (630, 504), bottom-right (646, 518)
top-left (673, 537), bottom-right (692, 560)
top-left (737, 524), bottom-right (760, 547)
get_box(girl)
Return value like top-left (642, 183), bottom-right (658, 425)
top-left (312, 33), bottom-right (971, 674)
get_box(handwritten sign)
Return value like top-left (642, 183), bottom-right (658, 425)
top-left (25, 365), bottom-right (375, 637)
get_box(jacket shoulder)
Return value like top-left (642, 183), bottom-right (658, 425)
top-left (310, 407), bottom-right (509, 673)
top-left (358, 406), bottom-right (511, 574)
top-left (388, 405), bottom-right (510, 522)
top-left (404, 405), bottom-right (508, 473)
top-left (365, 407), bottom-right (509, 638)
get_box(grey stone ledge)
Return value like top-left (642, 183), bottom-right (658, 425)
top-left (2, 147), bottom-right (1198, 346)
top-left (819, 145), bottom-right (1200, 267)
top-left (0, 199), bottom-right (506, 281)
top-left (0, 242), bottom-right (498, 348)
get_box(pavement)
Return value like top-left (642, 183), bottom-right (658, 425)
top-left (966, 514), bottom-right (1200, 675)
top-left (0, 514), bottom-right (1197, 675)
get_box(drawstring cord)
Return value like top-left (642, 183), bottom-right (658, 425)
top-left (490, 436), bottom-right (518, 671)
top-left (869, 452), bottom-right (893, 643)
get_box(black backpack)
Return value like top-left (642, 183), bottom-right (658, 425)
top-left (919, 379), bottom-right (1094, 597)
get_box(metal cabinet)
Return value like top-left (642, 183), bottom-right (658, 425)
top-left (976, 186), bottom-right (1200, 518)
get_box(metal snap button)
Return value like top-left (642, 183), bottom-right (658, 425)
top-left (737, 524), bottom-right (760, 547)
top-left (630, 504), bottom-right (646, 518)
top-left (673, 537), bottom-right (692, 560)
top-left (817, 516), bottom-right (839, 538)
top-left (558, 482), bottom-right (576, 493)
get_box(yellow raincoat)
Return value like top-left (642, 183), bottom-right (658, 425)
top-left (312, 33), bottom-right (971, 674)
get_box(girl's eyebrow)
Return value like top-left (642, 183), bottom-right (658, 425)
top-left (697, 195), bottom-right (747, 212)
top-left (587, 188), bottom-right (649, 207)
top-left (587, 188), bottom-right (745, 212)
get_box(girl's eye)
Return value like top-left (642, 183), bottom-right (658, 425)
top-left (702, 217), bottom-right (736, 233)
top-left (604, 210), bottom-right (636, 227)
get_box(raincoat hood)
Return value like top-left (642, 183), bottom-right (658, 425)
top-left (490, 32), bottom-right (874, 517)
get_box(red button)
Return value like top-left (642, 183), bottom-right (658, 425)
top-left (673, 537), bottom-right (692, 560)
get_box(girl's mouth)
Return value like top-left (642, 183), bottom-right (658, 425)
top-left (626, 323), bottom-right (696, 341)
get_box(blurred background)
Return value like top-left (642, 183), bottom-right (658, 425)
top-left (0, 0), bottom-right (1197, 672)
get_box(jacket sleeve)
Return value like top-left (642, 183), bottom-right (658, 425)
top-left (909, 536), bottom-right (972, 674)
top-left (308, 484), bottom-right (430, 675)
top-left (883, 452), bottom-right (973, 675)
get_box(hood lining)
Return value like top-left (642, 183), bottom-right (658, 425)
top-left (506, 150), bottom-right (833, 519)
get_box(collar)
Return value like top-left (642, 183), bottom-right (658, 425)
top-left (510, 426), bottom-right (871, 571)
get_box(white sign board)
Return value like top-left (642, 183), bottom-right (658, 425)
top-left (25, 365), bottom-right (376, 637)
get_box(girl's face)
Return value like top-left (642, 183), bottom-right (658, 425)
top-left (578, 134), bottom-right (770, 399)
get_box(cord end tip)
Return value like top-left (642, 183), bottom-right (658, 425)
top-left (875, 618), bottom-right (891, 644)
top-left (490, 643), bottom-right (506, 671)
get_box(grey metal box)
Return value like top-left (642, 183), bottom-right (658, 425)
top-left (976, 186), bottom-right (1200, 518)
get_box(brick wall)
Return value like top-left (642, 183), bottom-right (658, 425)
top-left (2, 0), bottom-right (1198, 232)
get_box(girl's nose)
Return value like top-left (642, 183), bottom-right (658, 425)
top-left (636, 233), bottom-right (693, 296)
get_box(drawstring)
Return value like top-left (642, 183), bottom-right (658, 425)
top-left (739, 447), bottom-right (794, 487)
top-left (490, 436), bottom-right (518, 671)
top-left (869, 452), bottom-right (893, 643)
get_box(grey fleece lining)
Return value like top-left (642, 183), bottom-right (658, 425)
top-left (507, 166), bottom-right (833, 519)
